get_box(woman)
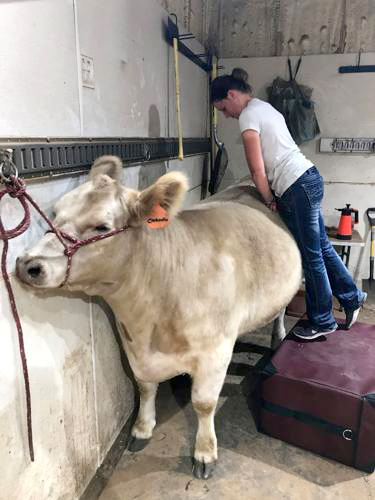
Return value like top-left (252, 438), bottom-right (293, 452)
top-left (211, 68), bottom-right (367, 340)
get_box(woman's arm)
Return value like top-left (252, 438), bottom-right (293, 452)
top-left (241, 129), bottom-right (276, 210)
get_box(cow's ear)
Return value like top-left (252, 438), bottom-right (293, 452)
top-left (134, 171), bottom-right (188, 226)
top-left (89, 155), bottom-right (123, 182)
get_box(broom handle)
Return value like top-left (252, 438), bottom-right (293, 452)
top-left (367, 208), bottom-right (375, 282)
top-left (173, 37), bottom-right (184, 161)
top-left (212, 61), bottom-right (217, 129)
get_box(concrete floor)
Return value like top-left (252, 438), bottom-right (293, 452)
top-left (98, 292), bottom-right (375, 500)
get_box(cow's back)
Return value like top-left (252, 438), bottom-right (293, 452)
top-left (203, 181), bottom-right (286, 230)
top-left (179, 191), bottom-right (301, 336)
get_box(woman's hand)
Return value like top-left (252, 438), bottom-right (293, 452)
top-left (264, 198), bottom-right (277, 212)
top-left (267, 200), bottom-right (278, 212)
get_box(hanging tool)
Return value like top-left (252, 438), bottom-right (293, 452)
top-left (173, 37), bottom-right (183, 160)
top-left (209, 60), bottom-right (228, 195)
top-left (365, 208), bottom-right (375, 289)
top-left (170, 16), bottom-right (183, 161)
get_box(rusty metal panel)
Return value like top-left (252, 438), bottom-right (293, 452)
top-left (159, 0), bottom-right (375, 57)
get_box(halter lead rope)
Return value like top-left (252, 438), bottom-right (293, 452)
top-left (0, 175), bottom-right (34, 461)
top-left (0, 171), bottom-right (130, 461)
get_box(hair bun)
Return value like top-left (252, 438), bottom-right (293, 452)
top-left (231, 68), bottom-right (248, 83)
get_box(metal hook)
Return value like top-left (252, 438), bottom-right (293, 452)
top-left (0, 149), bottom-right (18, 183)
top-left (357, 48), bottom-right (362, 67)
top-left (143, 144), bottom-right (151, 162)
top-left (342, 429), bottom-right (353, 441)
top-left (170, 13), bottom-right (178, 25)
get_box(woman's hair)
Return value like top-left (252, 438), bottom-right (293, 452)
top-left (211, 68), bottom-right (252, 102)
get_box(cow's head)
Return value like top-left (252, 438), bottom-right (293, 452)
top-left (16, 156), bottom-right (188, 294)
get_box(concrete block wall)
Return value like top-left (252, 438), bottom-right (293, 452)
top-left (217, 53), bottom-right (375, 281)
top-left (0, 1), bottom-right (209, 499)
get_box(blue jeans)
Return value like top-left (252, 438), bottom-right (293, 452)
top-left (277, 166), bottom-right (364, 330)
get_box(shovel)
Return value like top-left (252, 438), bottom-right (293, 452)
top-left (364, 207), bottom-right (375, 290)
top-left (209, 61), bottom-right (228, 195)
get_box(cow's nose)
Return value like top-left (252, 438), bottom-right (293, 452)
top-left (16, 256), bottom-right (44, 284)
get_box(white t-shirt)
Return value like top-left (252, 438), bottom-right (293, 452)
top-left (238, 98), bottom-right (313, 197)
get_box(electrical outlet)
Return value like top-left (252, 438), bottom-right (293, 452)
top-left (81, 54), bottom-right (95, 88)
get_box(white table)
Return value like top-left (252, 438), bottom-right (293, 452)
top-left (328, 229), bottom-right (365, 268)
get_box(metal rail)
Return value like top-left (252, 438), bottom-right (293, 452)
top-left (0, 137), bottom-right (210, 179)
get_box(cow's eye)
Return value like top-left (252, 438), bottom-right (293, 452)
top-left (95, 225), bottom-right (110, 232)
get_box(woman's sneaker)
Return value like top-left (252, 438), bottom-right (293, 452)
top-left (345, 292), bottom-right (367, 330)
top-left (293, 324), bottom-right (338, 340)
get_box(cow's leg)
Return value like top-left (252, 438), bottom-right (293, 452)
top-left (191, 350), bottom-right (232, 479)
top-left (271, 308), bottom-right (286, 350)
top-left (128, 380), bottom-right (158, 452)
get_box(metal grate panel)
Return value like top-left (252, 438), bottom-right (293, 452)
top-left (320, 137), bottom-right (375, 154)
top-left (0, 138), bottom-right (210, 178)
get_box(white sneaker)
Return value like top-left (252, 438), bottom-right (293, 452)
top-left (345, 292), bottom-right (367, 330)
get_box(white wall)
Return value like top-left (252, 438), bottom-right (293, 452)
top-left (0, 1), bottom-right (209, 499)
top-left (218, 53), bottom-right (375, 281)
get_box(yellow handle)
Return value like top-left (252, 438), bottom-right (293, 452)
top-left (173, 37), bottom-right (184, 161)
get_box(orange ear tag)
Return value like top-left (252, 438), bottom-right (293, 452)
top-left (146, 203), bottom-right (170, 229)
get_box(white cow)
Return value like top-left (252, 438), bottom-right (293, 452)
top-left (16, 156), bottom-right (301, 479)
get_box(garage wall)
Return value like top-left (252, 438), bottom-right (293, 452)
top-left (218, 52), bottom-right (375, 281)
top-left (0, 1), bottom-right (209, 499)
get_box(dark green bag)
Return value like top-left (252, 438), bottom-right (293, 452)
top-left (267, 58), bottom-right (320, 145)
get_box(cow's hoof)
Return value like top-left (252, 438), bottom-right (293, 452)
top-left (192, 460), bottom-right (216, 480)
top-left (127, 436), bottom-right (150, 452)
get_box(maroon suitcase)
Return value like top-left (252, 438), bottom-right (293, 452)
top-left (252, 321), bottom-right (375, 472)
